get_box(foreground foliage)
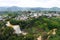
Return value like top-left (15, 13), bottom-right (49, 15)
top-left (0, 16), bottom-right (60, 40)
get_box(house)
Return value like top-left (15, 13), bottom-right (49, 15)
top-left (52, 14), bottom-right (60, 16)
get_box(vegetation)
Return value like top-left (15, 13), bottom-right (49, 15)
top-left (0, 11), bottom-right (60, 40)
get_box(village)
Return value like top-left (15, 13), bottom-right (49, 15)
top-left (0, 11), bottom-right (60, 21)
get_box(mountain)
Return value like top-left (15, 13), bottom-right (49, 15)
top-left (49, 7), bottom-right (60, 11)
top-left (0, 6), bottom-right (60, 11)
top-left (7, 6), bottom-right (22, 11)
top-left (0, 7), bottom-right (8, 11)
top-left (30, 7), bottom-right (49, 11)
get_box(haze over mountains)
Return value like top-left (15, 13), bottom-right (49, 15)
top-left (0, 6), bottom-right (60, 11)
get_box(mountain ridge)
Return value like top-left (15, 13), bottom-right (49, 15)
top-left (0, 6), bottom-right (60, 11)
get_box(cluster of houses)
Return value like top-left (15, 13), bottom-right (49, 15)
top-left (0, 16), bottom-right (6, 21)
top-left (14, 13), bottom-right (60, 20)
top-left (15, 15), bottom-right (28, 20)
top-left (30, 13), bottom-right (60, 17)
top-left (0, 12), bottom-right (60, 21)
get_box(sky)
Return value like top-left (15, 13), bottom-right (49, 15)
top-left (0, 0), bottom-right (60, 8)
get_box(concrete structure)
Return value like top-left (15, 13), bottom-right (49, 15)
top-left (37, 36), bottom-right (42, 40)
top-left (6, 21), bottom-right (22, 34)
top-left (6, 21), bottom-right (27, 35)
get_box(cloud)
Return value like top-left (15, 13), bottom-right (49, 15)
top-left (0, 0), bottom-right (60, 8)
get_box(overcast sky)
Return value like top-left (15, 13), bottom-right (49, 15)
top-left (0, 0), bottom-right (60, 8)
